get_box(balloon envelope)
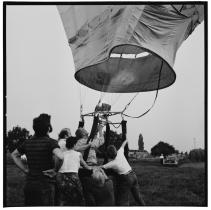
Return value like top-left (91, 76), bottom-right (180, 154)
top-left (57, 5), bottom-right (204, 93)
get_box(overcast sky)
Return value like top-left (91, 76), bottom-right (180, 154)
top-left (6, 5), bottom-right (205, 152)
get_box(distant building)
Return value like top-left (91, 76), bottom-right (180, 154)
top-left (128, 150), bottom-right (150, 159)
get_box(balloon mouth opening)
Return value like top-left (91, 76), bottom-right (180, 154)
top-left (74, 45), bottom-right (176, 93)
top-left (110, 51), bottom-right (150, 58)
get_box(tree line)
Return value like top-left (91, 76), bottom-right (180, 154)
top-left (5, 126), bottom-right (205, 162)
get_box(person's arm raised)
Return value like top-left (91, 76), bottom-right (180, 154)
top-left (121, 138), bottom-right (128, 149)
top-left (98, 123), bottom-right (104, 137)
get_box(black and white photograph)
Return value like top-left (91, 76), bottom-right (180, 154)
top-left (4, 2), bottom-right (207, 207)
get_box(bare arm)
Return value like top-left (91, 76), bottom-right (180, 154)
top-left (102, 160), bottom-right (115, 170)
top-left (121, 139), bottom-right (128, 149)
top-left (75, 143), bottom-right (91, 152)
top-left (11, 149), bottom-right (28, 174)
top-left (54, 155), bottom-right (63, 172)
top-left (90, 124), bottom-right (105, 149)
top-left (98, 124), bottom-right (104, 137)
top-left (52, 148), bottom-right (64, 160)
top-left (79, 153), bottom-right (92, 170)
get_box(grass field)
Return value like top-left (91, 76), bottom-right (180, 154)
top-left (5, 154), bottom-right (206, 206)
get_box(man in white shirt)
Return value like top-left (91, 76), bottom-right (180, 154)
top-left (102, 139), bottom-right (145, 206)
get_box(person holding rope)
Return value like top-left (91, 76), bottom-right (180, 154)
top-left (56, 136), bottom-right (92, 206)
top-left (75, 113), bottom-right (116, 206)
top-left (101, 138), bottom-right (146, 206)
top-left (75, 119), bottom-right (105, 166)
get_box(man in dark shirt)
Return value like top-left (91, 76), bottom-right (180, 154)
top-left (11, 114), bottom-right (63, 206)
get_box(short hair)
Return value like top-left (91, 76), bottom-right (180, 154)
top-left (58, 128), bottom-right (71, 139)
top-left (66, 136), bottom-right (78, 149)
top-left (107, 145), bottom-right (117, 159)
top-left (33, 113), bottom-right (52, 137)
top-left (75, 128), bottom-right (88, 139)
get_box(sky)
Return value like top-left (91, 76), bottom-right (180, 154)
top-left (6, 5), bottom-right (205, 153)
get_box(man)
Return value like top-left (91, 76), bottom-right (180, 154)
top-left (75, 123), bottom-right (106, 205)
top-left (101, 139), bottom-right (145, 206)
top-left (11, 114), bottom-right (63, 206)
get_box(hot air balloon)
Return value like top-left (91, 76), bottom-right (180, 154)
top-left (57, 4), bottom-right (204, 119)
top-left (57, 4), bottom-right (204, 161)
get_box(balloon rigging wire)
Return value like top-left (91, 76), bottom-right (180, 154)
top-left (121, 92), bottom-right (140, 113)
top-left (77, 83), bottom-right (83, 118)
top-left (122, 59), bottom-right (163, 118)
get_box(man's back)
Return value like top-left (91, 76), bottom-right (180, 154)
top-left (17, 136), bottom-right (59, 178)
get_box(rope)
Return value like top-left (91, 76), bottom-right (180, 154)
top-left (121, 92), bottom-right (139, 113)
top-left (83, 115), bottom-right (99, 161)
top-left (121, 120), bottom-right (129, 160)
top-left (122, 59), bottom-right (163, 119)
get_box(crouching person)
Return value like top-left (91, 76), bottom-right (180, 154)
top-left (11, 114), bottom-right (64, 206)
top-left (102, 139), bottom-right (146, 206)
top-left (56, 136), bottom-right (92, 206)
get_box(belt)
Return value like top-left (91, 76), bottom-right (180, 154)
top-left (121, 170), bottom-right (133, 176)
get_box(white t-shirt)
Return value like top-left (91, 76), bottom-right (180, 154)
top-left (103, 147), bottom-right (131, 175)
top-left (58, 138), bottom-right (67, 152)
top-left (59, 150), bottom-right (81, 173)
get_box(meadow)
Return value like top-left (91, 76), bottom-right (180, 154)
top-left (5, 154), bottom-right (206, 206)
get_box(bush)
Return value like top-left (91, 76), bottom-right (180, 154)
top-left (151, 141), bottom-right (176, 156)
top-left (189, 149), bottom-right (205, 162)
top-left (6, 126), bottom-right (31, 153)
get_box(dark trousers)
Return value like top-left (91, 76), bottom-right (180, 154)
top-left (116, 171), bottom-right (145, 206)
top-left (81, 177), bottom-right (115, 206)
top-left (24, 180), bottom-right (55, 206)
top-left (56, 172), bottom-right (85, 206)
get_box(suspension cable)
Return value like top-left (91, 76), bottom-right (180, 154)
top-left (121, 92), bottom-right (139, 113)
top-left (122, 59), bottom-right (163, 118)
